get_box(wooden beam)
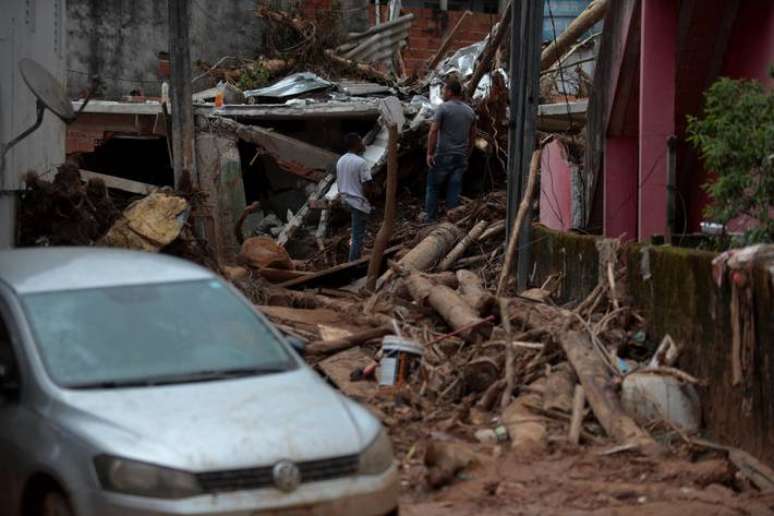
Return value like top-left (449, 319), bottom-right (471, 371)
top-left (168, 0), bottom-right (196, 187)
top-left (78, 169), bottom-right (154, 195)
top-left (278, 245), bottom-right (401, 290)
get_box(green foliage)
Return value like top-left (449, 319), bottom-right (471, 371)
top-left (238, 63), bottom-right (271, 91)
top-left (687, 77), bottom-right (774, 245)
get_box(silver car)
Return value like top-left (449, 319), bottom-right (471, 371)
top-left (0, 248), bottom-right (398, 516)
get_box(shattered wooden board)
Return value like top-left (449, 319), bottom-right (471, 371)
top-left (317, 347), bottom-right (377, 401)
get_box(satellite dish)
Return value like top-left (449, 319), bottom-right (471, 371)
top-left (19, 58), bottom-right (75, 123)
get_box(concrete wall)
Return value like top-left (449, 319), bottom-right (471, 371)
top-left (0, 0), bottom-right (68, 248)
top-left (66, 0), bottom-right (268, 99)
top-left (530, 225), bottom-right (774, 467)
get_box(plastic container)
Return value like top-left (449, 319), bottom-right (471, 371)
top-left (378, 336), bottom-right (424, 386)
top-left (214, 82), bottom-right (225, 109)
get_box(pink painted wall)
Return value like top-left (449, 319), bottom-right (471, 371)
top-left (604, 136), bottom-right (638, 241)
top-left (638, 0), bottom-right (677, 241)
top-left (539, 139), bottom-right (573, 231)
top-left (722, 0), bottom-right (774, 85)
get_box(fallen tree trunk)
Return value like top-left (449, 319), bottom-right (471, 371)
top-left (465, 2), bottom-right (511, 98)
top-left (305, 326), bottom-right (393, 356)
top-left (376, 222), bottom-right (463, 290)
top-left (325, 50), bottom-right (392, 84)
top-left (405, 273), bottom-right (490, 341)
top-left (559, 330), bottom-right (659, 452)
top-left (540, 0), bottom-right (608, 71)
top-left (438, 220), bottom-right (488, 271)
top-left (457, 270), bottom-right (495, 315)
top-left (395, 271), bottom-right (458, 299)
top-left (496, 149), bottom-right (541, 296)
top-left (367, 124), bottom-right (399, 290)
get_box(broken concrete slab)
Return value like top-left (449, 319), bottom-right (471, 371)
top-left (204, 116), bottom-right (336, 181)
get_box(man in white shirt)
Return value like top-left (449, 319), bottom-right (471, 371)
top-left (336, 133), bottom-right (373, 261)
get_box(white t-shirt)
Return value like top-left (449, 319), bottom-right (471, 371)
top-left (336, 152), bottom-right (372, 214)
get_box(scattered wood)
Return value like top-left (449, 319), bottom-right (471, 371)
top-left (569, 384), bottom-right (586, 446)
top-left (305, 326), bottom-right (393, 357)
top-left (542, 362), bottom-right (576, 414)
top-left (278, 245), bottom-right (401, 290)
top-left (690, 438), bottom-right (774, 492)
top-left (258, 267), bottom-right (312, 283)
top-left (395, 271), bottom-right (458, 299)
top-left (438, 220), bottom-right (488, 271)
top-left (367, 124), bottom-right (399, 290)
top-left (376, 223), bottom-right (463, 290)
top-left (277, 174), bottom-right (335, 247)
top-left (457, 270), bottom-right (496, 315)
top-left (315, 208), bottom-right (329, 252)
top-left (540, 0), bottom-right (608, 72)
top-left (324, 50), bottom-right (392, 84)
top-left (79, 169), bottom-right (154, 195)
top-left (496, 149), bottom-right (542, 296)
top-left (405, 272), bottom-right (490, 341)
top-left (559, 330), bottom-right (660, 453)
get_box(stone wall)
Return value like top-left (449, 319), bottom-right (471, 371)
top-left (530, 225), bottom-right (774, 466)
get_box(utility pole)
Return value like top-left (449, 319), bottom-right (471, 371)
top-left (506, 0), bottom-right (544, 291)
top-left (168, 0), bottom-right (196, 188)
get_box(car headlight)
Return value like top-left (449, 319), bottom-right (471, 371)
top-left (358, 429), bottom-right (394, 475)
top-left (94, 455), bottom-right (202, 499)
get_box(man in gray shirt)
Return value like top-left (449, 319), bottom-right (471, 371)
top-left (424, 77), bottom-right (476, 221)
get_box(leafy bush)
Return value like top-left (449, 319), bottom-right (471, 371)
top-left (687, 77), bottom-right (774, 245)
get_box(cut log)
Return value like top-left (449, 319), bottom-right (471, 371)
top-left (569, 385), bottom-right (586, 446)
top-left (325, 50), bottom-right (392, 84)
top-left (367, 124), bottom-right (399, 290)
top-left (559, 330), bottom-right (659, 452)
top-left (427, 10), bottom-right (473, 71)
top-left (376, 222), bottom-right (463, 290)
top-left (405, 273), bottom-right (490, 341)
top-left (496, 149), bottom-right (541, 296)
top-left (395, 271), bottom-right (459, 299)
top-left (478, 219), bottom-right (505, 241)
top-left (276, 174), bottom-right (335, 247)
top-left (457, 270), bottom-right (495, 315)
top-left (465, 2), bottom-right (511, 99)
top-left (305, 326), bottom-right (393, 356)
top-left (438, 220), bottom-right (488, 271)
top-left (540, 0), bottom-right (608, 72)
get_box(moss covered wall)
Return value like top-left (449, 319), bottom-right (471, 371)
top-left (530, 225), bottom-right (774, 466)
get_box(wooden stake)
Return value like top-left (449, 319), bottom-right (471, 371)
top-left (499, 298), bottom-right (515, 410)
top-left (367, 124), bottom-right (399, 290)
top-left (569, 384), bottom-right (586, 446)
top-left (496, 149), bottom-right (541, 296)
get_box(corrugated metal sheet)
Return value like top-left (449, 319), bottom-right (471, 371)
top-left (336, 14), bottom-right (415, 65)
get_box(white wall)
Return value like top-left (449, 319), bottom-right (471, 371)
top-left (0, 0), bottom-right (67, 248)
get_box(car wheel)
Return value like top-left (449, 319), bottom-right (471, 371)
top-left (40, 491), bottom-right (74, 516)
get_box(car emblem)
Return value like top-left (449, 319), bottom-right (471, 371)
top-left (272, 460), bottom-right (301, 492)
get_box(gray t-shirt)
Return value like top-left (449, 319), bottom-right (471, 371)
top-left (434, 99), bottom-right (476, 157)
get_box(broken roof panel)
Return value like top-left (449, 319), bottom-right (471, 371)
top-left (244, 73), bottom-right (333, 101)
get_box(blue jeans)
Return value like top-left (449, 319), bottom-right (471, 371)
top-left (349, 206), bottom-right (368, 262)
top-left (424, 154), bottom-right (467, 221)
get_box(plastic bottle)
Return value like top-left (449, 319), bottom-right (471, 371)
top-left (214, 81), bottom-right (225, 109)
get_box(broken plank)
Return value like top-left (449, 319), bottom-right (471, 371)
top-left (79, 169), bottom-right (154, 195)
top-left (276, 174), bottom-right (335, 247)
top-left (278, 245), bottom-right (402, 290)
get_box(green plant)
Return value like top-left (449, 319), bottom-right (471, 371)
top-left (238, 63), bottom-right (271, 91)
top-left (687, 77), bottom-right (774, 245)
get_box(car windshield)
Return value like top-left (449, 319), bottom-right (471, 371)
top-left (21, 279), bottom-right (295, 388)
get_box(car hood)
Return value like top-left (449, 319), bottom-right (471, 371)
top-left (51, 367), bottom-right (378, 472)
